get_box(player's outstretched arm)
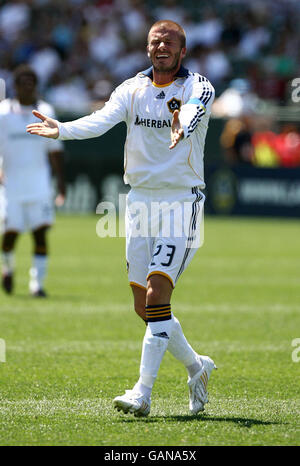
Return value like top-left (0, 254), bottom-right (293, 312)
top-left (26, 110), bottom-right (59, 139)
top-left (169, 109), bottom-right (184, 149)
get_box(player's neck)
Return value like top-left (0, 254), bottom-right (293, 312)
top-left (152, 72), bottom-right (177, 85)
top-left (152, 66), bottom-right (180, 86)
top-left (17, 95), bottom-right (36, 106)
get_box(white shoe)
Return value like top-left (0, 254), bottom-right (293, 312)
top-left (188, 355), bottom-right (217, 414)
top-left (113, 390), bottom-right (151, 417)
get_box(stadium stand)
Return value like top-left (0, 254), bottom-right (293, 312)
top-left (0, 0), bottom-right (299, 108)
top-left (0, 0), bottom-right (300, 170)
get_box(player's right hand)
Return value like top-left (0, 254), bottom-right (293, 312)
top-left (169, 109), bottom-right (184, 149)
top-left (26, 110), bottom-right (59, 139)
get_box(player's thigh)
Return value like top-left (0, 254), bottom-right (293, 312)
top-left (146, 236), bottom-right (193, 288)
top-left (146, 273), bottom-right (173, 305)
top-left (25, 199), bottom-right (54, 231)
top-left (147, 211), bottom-right (203, 287)
top-left (126, 189), bottom-right (152, 289)
top-left (126, 233), bottom-right (151, 289)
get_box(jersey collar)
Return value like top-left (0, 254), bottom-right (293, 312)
top-left (140, 65), bottom-right (189, 81)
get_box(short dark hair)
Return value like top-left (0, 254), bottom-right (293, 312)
top-left (14, 64), bottom-right (38, 86)
top-left (148, 20), bottom-right (186, 48)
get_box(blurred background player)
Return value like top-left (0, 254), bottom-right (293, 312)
top-left (0, 64), bottom-right (65, 297)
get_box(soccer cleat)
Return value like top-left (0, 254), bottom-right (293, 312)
top-left (2, 273), bottom-right (13, 294)
top-left (29, 276), bottom-right (47, 298)
top-left (188, 355), bottom-right (217, 415)
top-left (113, 390), bottom-right (151, 417)
top-left (31, 288), bottom-right (47, 298)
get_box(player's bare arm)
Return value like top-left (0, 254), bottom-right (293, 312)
top-left (26, 110), bottom-right (59, 139)
top-left (169, 109), bottom-right (184, 149)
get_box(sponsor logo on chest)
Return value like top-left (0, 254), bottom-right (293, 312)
top-left (134, 115), bottom-right (171, 128)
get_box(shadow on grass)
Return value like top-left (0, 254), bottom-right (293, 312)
top-left (118, 413), bottom-right (284, 428)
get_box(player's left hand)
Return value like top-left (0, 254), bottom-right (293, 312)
top-left (27, 110), bottom-right (59, 139)
top-left (55, 193), bottom-right (65, 207)
top-left (169, 109), bottom-right (184, 149)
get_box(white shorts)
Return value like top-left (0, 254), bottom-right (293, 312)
top-left (3, 197), bottom-right (54, 233)
top-left (126, 186), bottom-right (205, 289)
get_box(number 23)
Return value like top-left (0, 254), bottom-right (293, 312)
top-left (150, 244), bottom-right (176, 267)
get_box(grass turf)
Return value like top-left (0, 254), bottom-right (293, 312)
top-left (0, 214), bottom-right (299, 446)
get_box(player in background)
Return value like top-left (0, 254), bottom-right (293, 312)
top-left (0, 65), bottom-right (65, 297)
top-left (26, 21), bottom-right (217, 415)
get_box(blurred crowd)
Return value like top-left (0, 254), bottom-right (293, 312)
top-left (1, 0), bottom-right (300, 167)
top-left (220, 116), bottom-right (300, 167)
top-left (1, 0), bottom-right (300, 113)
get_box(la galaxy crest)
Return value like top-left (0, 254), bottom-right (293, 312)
top-left (167, 97), bottom-right (181, 113)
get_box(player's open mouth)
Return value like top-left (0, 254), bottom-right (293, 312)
top-left (156, 55), bottom-right (170, 59)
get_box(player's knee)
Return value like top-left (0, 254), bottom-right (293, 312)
top-left (2, 231), bottom-right (18, 252)
top-left (146, 277), bottom-right (172, 305)
top-left (146, 275), bottom-right (173, 305)
top-left (32, 226), bottom-right (48, 255)
top-left (146, 285), bottom-right (162, 304)
top-left (146, 285), bottom-right (172, 306)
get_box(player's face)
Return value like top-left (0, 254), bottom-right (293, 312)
top-left (16, 74), bottom-right (37, 100)
top-left (147, 28), bottom-right (186, 74)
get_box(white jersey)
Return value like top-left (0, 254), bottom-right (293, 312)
top-left (0, 98), bottom-right (63, 201)
top-left (57, 66), bottom-right (215, 190)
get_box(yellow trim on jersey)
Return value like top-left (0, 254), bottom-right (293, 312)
top-left (129, 281), bottom-right (147, 290)
top-left (146, 271), bottom-right (174, 288)
top-left (152, 81), bottom-right (174, 88)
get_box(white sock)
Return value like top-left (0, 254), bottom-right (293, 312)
top-left (30, 254), bottom-right (48, 291)
top-left (167, 316), bottom-right (202, 378)
top-left (132, 380), bottom-right (152, 399)
top-left (2, 251), bottom-right (15, 275)
top-left (137, 313), bottom-right (174, 394)
top-left (186, 361), bottom-right (202, 379)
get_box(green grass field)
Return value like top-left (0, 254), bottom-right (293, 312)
top-left (0, 214), bottom-right (299, 446)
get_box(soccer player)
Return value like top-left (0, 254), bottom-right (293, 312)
top-left (0, 64), bottom-right (65, 297)
top-left (26, 20), bottom-right (216, 415)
